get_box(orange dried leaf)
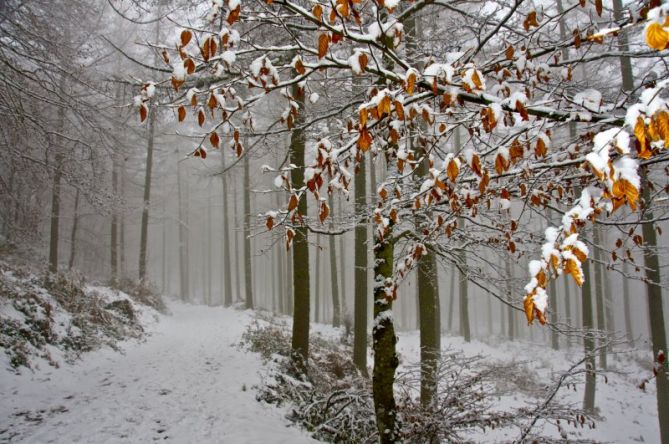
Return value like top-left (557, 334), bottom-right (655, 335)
top-left (288, 194), bottom-right (299, 212)
top-left (447, 159), bottom-right (459, 182)
top-left (139, 103), bottom-right (148, 122)
top-left (318, 33), bottom-right (329, 59)
top-left (312, 4), bottom-right (323, 22)
top-left (178, 105), bottom-right (186, 122)
top-left (645, 22), bottom-right (669, 51)
top-left (210, 132), bottom-right (220, 148)
top-left (180, 30), bottom-right (192, 47)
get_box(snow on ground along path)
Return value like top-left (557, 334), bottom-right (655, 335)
top-left (0, 303), bottom-right (317, 444)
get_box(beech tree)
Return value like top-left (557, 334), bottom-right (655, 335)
top-left (142, 0), bottom-right (669, 440)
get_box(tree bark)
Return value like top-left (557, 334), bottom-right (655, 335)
top-left (289, 80), bottom-right (310, 363)
top-left (641, 182), bottom-right (669, 444)
top-left (221, 153), bottom-right (233, 306)
top-left (177, 157), bottom-right (189, 302)
top-left (372, 218), bottom-right (399, 442)
top-left (243, 147), bottom-right (253, 310)
top-left (68, 188), bottom-right (80, 270)
top-left (353, 147), bottom-right (368, 375)
top-left (593, 226), bottom-right (607, 369)
top-left (581, 239), bottom-right (596, 414)
top-left (138, 102), bottom-right (156, 282)
top-left (328, 194), bottom-right (341, 327)
top-left (48, 152), bottom-right (63, 274)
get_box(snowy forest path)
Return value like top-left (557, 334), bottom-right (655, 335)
top-left (0, 303), bottom-right (316, 444)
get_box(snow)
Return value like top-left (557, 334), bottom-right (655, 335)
top-left (573, 89), bottom-right (602, 112)
top-left (221, 50), bottom-right (236, 65)
top-left (0, 303), bottom-right (317, 444)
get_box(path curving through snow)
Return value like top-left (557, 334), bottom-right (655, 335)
top-left (0, 303), bottom-right (316, 444)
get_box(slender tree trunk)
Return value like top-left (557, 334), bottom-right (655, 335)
top-left (622, 259), bottom-right (634, 345)
top-left (243, 148), bottom-right (253, 310)
top-left (67, 188), bottom-right (80, 270)
top-left (593, 225), bottom-right (607, 369)
top-left (339, 196), bottom-right (347, 320)
top-left (48, 152), bottom-right (63, 274)
top-left (328, 193), bottom-right (341, 327)
top-left (458, 227), bottom-right (470, 343)
top-left (353, 148), bottom-right (368, 375)
top-left (177, 158), bottom-right (189, 302)
top-left (138, 102), bottom-right (156, 282)
top-left (448, 265), bottom-right (455, 332)
top-left (582, 238), bottom-right (596, 413)
top-left (111, 156), bottom-right (119, 282)
top-left (221, 154), bottom-right (233, 306)
top-left (506, 260), bottom-right (515, 340)
top-left (233, 176), bottom-right (241, 302)
top-left (641, 182), bottom-right (669, 444)
top-left (314, 234), bottom-right (321, 322)
top-left (119, 158), bottom-right (126, 277)
top-left (289, 80), bottom-right (310, 362)
top-left (207, 186), bottom-right (212, 305)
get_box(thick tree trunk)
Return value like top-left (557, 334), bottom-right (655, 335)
top-left (353, 149), bottom-right (368, 375)
top-left (68, 188), bottom-right (80, 270)
top-left (243, 149), bottom-right (253, 310)
top-left (289, 81), bottom-right (310, 363)
top-left (641, 183), bottom-right (669, 444)
top-left (372, 219), bottom-right (399, 442)
top-left (328, 193), bottom-right (341, 327)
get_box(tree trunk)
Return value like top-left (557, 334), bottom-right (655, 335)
top-left (593, 226), bottom-right (607, 369)
top-left (353, 148), bottom-right (368, 375)
top-left (641, 182), bottom-right (669, 444)
top-left (111, 154), bottom-right (119, 283)
top-left (289, 80), bottom-right (310, 363)
top-left (177, 157), bottom-right (189, 302)
top-left (138, 102), bottom-right (156, 282)
top-left (372, 218), bottom-right (399, 442)
top-left (243, 148), bottom-right (253, 310)
top-left (48, 152), bottom-right (63, 274)
top-left (328, 194), bottom-right (341, 327)
top-left (448, 265), bottom-right (455, 332)
top-left (206, 186), bottom-right (212, 305)
top-left (622, 259), bottom-right (634, 345)
top-left (459, 221), bottom-right (471, 343)
top-left (68, 188), bottom-right (80, 270)
top-left (221, 153), bottom-right (233, 306)
top-left (314, 234), bottom-right (321, 322)
top-left (582, 241), bottom-right (596, 414)
top-left (505, 260), bottom-right (515, 340)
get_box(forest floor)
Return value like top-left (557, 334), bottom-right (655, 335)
top-left (0, 303), bottom-right (316, 444)
top-left (1, 300), bottom-right (661, 443)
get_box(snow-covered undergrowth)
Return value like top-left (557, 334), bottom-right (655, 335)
top-left (245, 315), bottom-right (661, 443)
top-left (0, 260), bottom-right (161, 373)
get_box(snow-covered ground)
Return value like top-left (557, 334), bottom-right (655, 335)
top-left (1, 301), bottom-right (661, 443)
top-left (0, 303), bottom-right (316, 444)
top-left (396, 331), bottom-right (661, 443)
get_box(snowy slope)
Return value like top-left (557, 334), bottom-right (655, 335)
top-left (0, 303), bottom-right (316, 444)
